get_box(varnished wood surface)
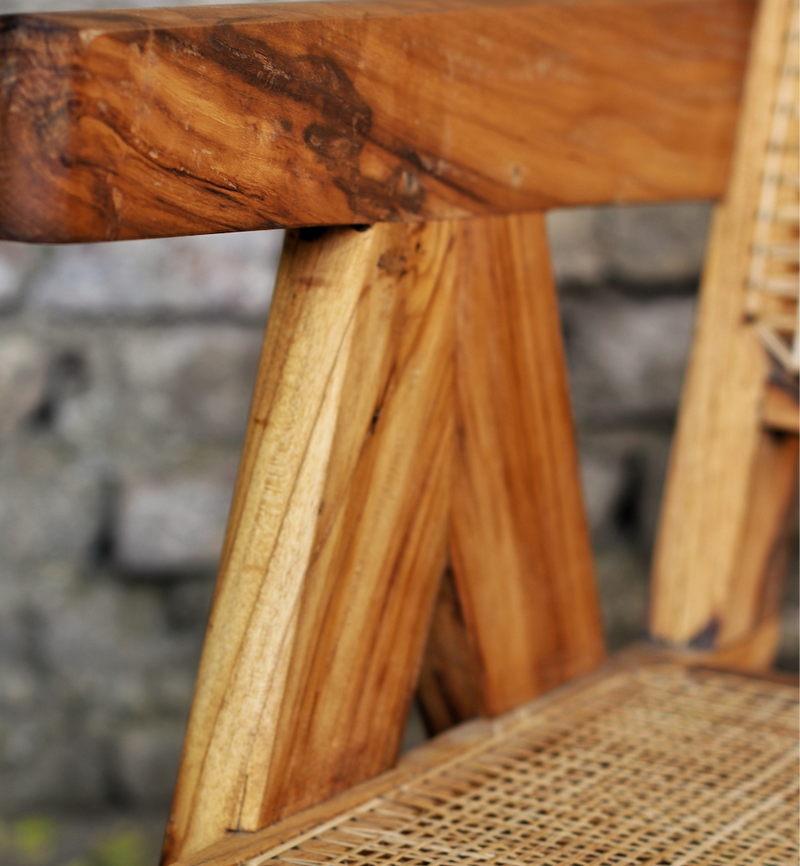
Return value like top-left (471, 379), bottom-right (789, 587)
top-left (650, 0), bottom-right (798, 658)
top-left (0, 0), bottom-right (754, 242)
top-left (718, 431), bottom-right (799, 650)
top-left (165, 211), bottom-right (604, 861)
top-left (445, 212), bottom-right (605, 718)
top-left (417, 568), bottom-right (482, 735)
top-left (164, 222), bottom-right (456, 863)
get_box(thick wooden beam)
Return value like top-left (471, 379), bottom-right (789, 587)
top-left (164, 221), bottom-right (456, 863)
top-left (0, 0), bottom-right (753, 243)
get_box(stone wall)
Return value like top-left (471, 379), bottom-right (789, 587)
top-left (0, 0), bottom-right (797, 838)
top-left (0, 230), bottom-right (283, 814)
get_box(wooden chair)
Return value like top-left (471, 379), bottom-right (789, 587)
top-left (1, 0), bottom-right (797, 863)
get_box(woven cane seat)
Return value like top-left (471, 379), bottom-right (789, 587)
top-left (245, 664), bottom-right (798, 866)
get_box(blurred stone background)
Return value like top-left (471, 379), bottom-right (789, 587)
top-left (0, 1), bottom-right (798, 863)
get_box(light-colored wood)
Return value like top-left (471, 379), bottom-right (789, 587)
top-left (718, 431), bottom-right (799, 649)
top-left (164, 221), bottom-right (457, 864)
top-left (444, 212), bottom-right (605, 718)
top-left (650, 0), bottom-right (798, 657)
top-left (256, 222), bottom-right (455, 829)
top-left (0, 0), bottom-right (754, 242)
top-left (166, 211), bottom-right (603, 859)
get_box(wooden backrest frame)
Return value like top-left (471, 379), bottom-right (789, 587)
top-left (4, 0), bottom-right (797, 864)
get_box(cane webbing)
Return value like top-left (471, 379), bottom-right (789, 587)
top-left (746, 0), bottom-right (799, 374)
top-left (249, 665), bottom-right (798, 866)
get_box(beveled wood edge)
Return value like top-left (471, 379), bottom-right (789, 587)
top-left (169, 643), bottom-right (797, 866)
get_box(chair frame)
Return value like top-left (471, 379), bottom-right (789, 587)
top-left (0, 0), bottom-right (796, 863)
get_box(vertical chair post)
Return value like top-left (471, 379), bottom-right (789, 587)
top-left (165, 221), bottom-right (457, 863)
top-left (650, 0), bottom-right (799, 664)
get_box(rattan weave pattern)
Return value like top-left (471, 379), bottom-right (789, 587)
top-left (746, 0), bottom-right (799, 374)
top-left (253, 666), bottom-right (798, 866)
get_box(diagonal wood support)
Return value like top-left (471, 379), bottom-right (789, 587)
top-left (420, 213), bottom-right (605, 730)
top-left (163, 212), bottom-right (602, 863)
top-left (164, 221), bottom-right (457, 863)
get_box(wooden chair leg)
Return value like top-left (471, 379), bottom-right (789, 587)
top-left (419, 212), bottom-right (606, 729)
top-left (164, 221), bottom-right (457, 863)
top-left (718, 430), bottom-right (798, 656)
top-left (649, 204), bottom-right (784, 657)
top-left (650, 0), bottom-right (798, 665)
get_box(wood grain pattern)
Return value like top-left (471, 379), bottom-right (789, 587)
top-left (444, 212), bottom-right (605, 719)
top-left (718, 430), bottom-right (799, 650)
top-left (165, 211), bottom-right (603, 860)
top-left (0, 0), bottom-right (754, 243)
top-left (417, 568), bottom-right (482, 734)
top-left (649, 0), bottom-right (798, 658)
top-left (164, 220), bottom-right (457, 864)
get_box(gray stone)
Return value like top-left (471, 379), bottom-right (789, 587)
top-left (0, 243), bottom-right (42, 311)
top-left (24, 564), bottom-right (192, 716)
top-left (118, 326), bottom-right (263, 445)
top-left (778, 603), bottom-right (799, 672)
top-left (29, 231), bottom-right (282, 320)
top-left (548, 202), bottom-right (711, 286)
top-left (547, 208), bottom-right (608, 285)
top-left (563, 291), bottom-right (696, 423)
top-left (116, 723), bottom-right (185, 807)
top-left (116, 474), bottom-right (235, 573)
top-left (578, 429), bottom-right (676, 552)
top-left (0, 576), bottom-right (38, 714)
top-left (50, 336), bottom-right (122, 454)
top-left (0, 735), bottom-right (108, 811)
top-left (0, 335), bottom-right (48, 439)
top-left (0, 559), bottom-right (209, 810)
top-left (597, 202), bottom-right (712, 284)
top-left (594, 546), bottom-right (649, 650)
top-left (0, 443), bottom-right (104, 564)
top-left (578, 449), bottom-right (626, 539)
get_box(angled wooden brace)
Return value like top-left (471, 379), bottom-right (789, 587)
top-left (163, 211), bottom-right (604, 863)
